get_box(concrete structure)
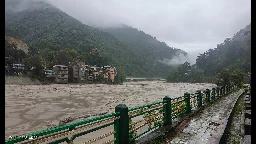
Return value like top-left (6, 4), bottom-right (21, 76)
top-left (53, 65), bottom-right (68, 84)
top-left (51, 63), bottom-right (117, 84)
top-left (68, 61), bottom-right (85, 83)
top-left (85, 66), bottom-right (102, 83)
top-left (43, 69), bottom-right (55, 82)
top-left (102, 66), bottom-right (117, 83)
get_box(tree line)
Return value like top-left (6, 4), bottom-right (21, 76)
top-left (166, 24), bottom-right (251, 87)
top-left (5, 37), bottom-right (126, 84)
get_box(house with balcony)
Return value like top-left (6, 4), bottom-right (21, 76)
top-left (53, 65), bottom-right (68, 84)
top-left (68, 61), bottom-right (85, 83)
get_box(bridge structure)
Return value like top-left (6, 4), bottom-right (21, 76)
top-left (5, 85), bottom-right (243, 144)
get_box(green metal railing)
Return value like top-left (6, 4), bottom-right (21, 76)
top-left (5, 85), bottom-right (239, 144)
top-left (6, 113), bottom-right (120, 144)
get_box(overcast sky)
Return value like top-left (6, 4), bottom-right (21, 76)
top-left (46, 0), bottom-right (250, 55)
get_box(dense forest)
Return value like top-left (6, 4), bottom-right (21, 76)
top-left (167, 24), bottom-right (251, 87)
top-left (5, 0), bottom-right (184, 78)
top-left (102, 25), bottom-right (187, 77)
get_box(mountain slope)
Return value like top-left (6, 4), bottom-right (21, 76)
top-left (5, 36), bottom-right (29, 53)
top-left (166, 23), bottom-right (251, 83)
top-left (5, 0), bottom-right (185, 77)
top-left (102, 25), bottom-right (186, 61)
top-left (102, 25), bottom-right (188, 77)
top-left (196, 23), bottom-right (251, 76)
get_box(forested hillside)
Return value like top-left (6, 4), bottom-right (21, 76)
top-left (196, 24), bottom-right (251, 77)
top-left (167, 23), bottom-right (251, 84)
top-left (102, 25), bottom-right (187, 76)
top-left (5, 0), bottom-right (184, 77)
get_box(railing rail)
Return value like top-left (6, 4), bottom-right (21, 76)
top-left (6, 85), bottom-right (239, 144)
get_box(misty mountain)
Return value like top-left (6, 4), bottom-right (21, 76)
top-left (5, 0), bottom-right (187, 77)
top-left (102, 24), bottom-right (187, 62)
top-left (196, 23), bottom-right (251, 77)
top-left (166, 23), bottom-right (251, 83)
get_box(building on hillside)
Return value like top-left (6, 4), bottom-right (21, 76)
top-left (7, 63), bottom-right (26, 76)
top-left (12, 64), bottom-right (25, 70)
top-left (102, 66), bottom-right (117, 83)
top-left (85, 66), bottom-right (102, 83)
top-left (43, 69), bottom-right (55, 82)
top-left (53, 65), bottom-right (68, 84)
top-left (108, 67), bottom-right (117, 83)
top-left (68, 61), bottom-right (85, 83)
top-left (79, 64), bottom-right (87, 82)
top-left (50, 63), bottom-right (117, 84)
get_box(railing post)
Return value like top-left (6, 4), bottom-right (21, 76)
top-left (114, 104), bottom-right (129, 144)
top-left (163, 96), bottom-right (172, 126)
top-left (220, 87), bottom-right (223, 96)
top-left (212, 88), bottom-right (216, 100)
top-left (223, 86), bottom-right (226, 95)
top-left (184, 93), bottom-right (191, 114)
top-left (206, 89), bottom-right (210, 103)
top-left (216, 87), bottom-right (219, 98)
top-left (196, 90), bottom-right (202, 107)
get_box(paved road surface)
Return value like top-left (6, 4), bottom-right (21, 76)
top-left (168, 90), bottom-right (243, 144)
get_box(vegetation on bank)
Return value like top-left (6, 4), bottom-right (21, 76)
top-left (167, 24), bottom-right (251, 87)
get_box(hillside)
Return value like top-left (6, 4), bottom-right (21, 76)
top-left (5, 0), bottom-right (185, 77)
top-left (166, 23), bottom-right (251, 83)
top-left (102, 25), bottom-right (189, 77)
top-left (196, 23), bottom-right (251, 76)
top-left (102, 25), bottom-right (187, 62)
top-left (5, 36), bottom-right (29, 53)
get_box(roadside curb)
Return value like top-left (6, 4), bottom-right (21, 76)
top-left (243, 89), bottom-right (251, 144)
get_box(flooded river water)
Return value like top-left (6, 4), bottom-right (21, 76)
top-left (5, 81), bottom-right (216, 142)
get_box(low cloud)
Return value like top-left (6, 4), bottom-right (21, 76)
top-left (158, 52), bottom-right (196, 66)
top-left (5, 0), bottom-right (52, 13)
top-left (5, 0), bottom-right (251, 55)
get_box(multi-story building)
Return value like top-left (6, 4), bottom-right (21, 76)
top-left (51, 63), bottom-right (117, 84)
top-left (102, 66), bottom-right (117, 84)
top-left (68, 61), bottom-right (85, 83)
top-left (53, 65), bottom-right (68, 84)
top-left (84, 66), bottom-right (102, 83)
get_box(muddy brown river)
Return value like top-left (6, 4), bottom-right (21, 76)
top-left (5, 81), bottom-right (216, 143)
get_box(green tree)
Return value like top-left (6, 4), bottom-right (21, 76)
top-left (54, 48), bottom-right (81, 65)
top-left (5, 39), bottom-right (26, 63)
top-left (22, 55), bottom-right (44, 78)
top-left (166, 62), bottom-right (191, 82)
top-left (114, 66), bottom-right (126, 84)
top-left (215, 68), bottom-right (245, 88)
